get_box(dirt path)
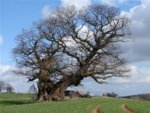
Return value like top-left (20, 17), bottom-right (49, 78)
top-left (91, 105), bottom-right (101, 113)
top-left (121, 104), bottom-right (135, 113)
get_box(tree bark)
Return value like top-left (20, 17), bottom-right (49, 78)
top-left (51, 81), bottom-right (69, 101)
top-left (51, 75), bottom-right (84, 101)
top-left (36, 81), bottom-right (51, 102)
top-left (36, 68), bottom-right (53, 102)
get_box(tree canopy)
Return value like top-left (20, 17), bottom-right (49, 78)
top-left (13, 4), bottom-right (130, 102)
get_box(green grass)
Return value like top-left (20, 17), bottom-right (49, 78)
top-left (0, 93), bottom-right (150, 113)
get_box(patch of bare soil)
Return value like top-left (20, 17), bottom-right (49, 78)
top-left (91, 105), bottom-right (101, 113)
top-left (121, 104), bottom-right (136, 113)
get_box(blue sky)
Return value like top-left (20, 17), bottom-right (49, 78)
top-left (0, 0), bottom-right (150, 96)
top-left (0, 0), bottom-right (61, 65)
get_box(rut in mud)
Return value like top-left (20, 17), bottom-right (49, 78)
top-left (91, 105), bottom-right (101, 113)
top-left (121, 104), bottom-right (135, 113)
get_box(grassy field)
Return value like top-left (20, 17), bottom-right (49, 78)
top-left (0, 93), bottom-right (150, 113)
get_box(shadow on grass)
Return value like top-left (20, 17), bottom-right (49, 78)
top-left (0, 100), bottom-right (33, 106)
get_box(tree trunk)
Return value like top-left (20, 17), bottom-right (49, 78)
top-left (36, 81), bottom-right (67, 102)
top-left (51, 75), bottom-right (84, 101)
top-left (36, 67), bottom-right (53, 102)
top-left (36, 81), bottom-right (51, 102)
top-left (36, 73), bottom-right (84, 102)
top-left (51, 81), bottom-right (69, 101)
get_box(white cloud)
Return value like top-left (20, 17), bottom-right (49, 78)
top-left (142, 0), bottom-right (150, 6)
top-left (42, 0), bottom-right (91, 18)
top-left (120, 0), bottom-right (150, 63)
top-left (0, 65), bottom-right (14, 75)
top-left (61, 0), bottom-right (91, 10)
top-left (42, 5), bottom-right (52, 18)
top-left (130, 65), bottom-right (137, 74)
top-left (100, 0), bottom-right (129, 6)
top-left (111, 64), bottom-right (150, 84)
top-left (0, 35), bottom-right (3, 45)
top-left (124, 1), bottom-right (150, 38)
top-left (0, 64), bottom-right (32, 93)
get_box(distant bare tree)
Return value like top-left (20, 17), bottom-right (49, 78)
top-left (5, 83), bottom-right (14, 93)
top-left (0, 81), bottom-right (5, 92)
top-left (104, 92), bottom-right (118, 97)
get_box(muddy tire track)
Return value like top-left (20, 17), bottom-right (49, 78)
top-left (121, 104), bottom-right (136, 113)
top-left (91, 105), bottom-right (101, 113)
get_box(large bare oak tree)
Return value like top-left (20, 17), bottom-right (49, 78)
top-left (13, 4), bottom-right (130, 102)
